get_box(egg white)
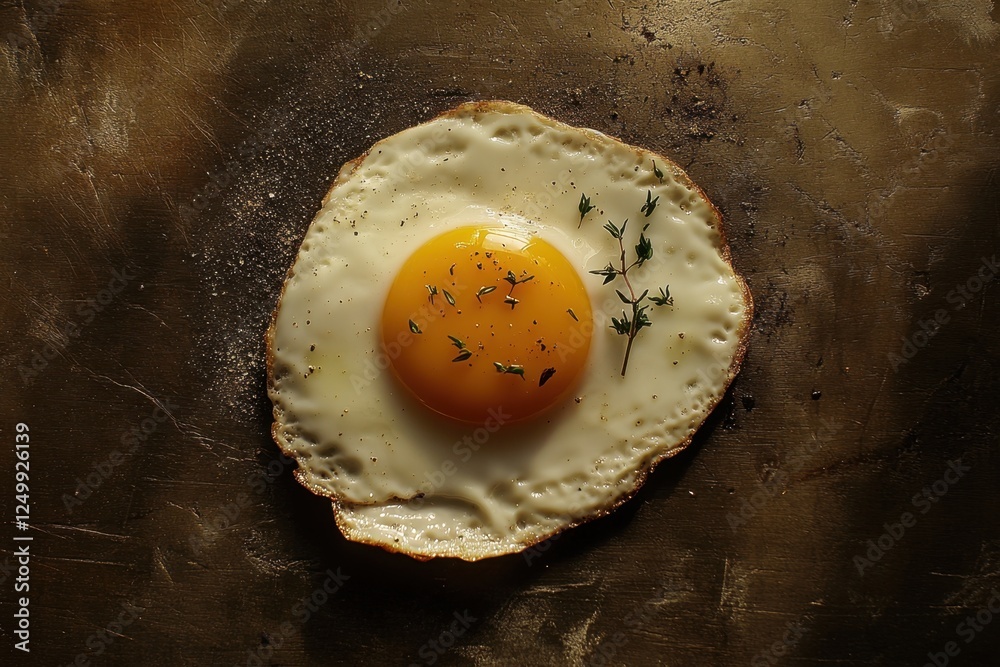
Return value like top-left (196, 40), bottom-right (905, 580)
top-left (267, 101), bottom-right (752, 560)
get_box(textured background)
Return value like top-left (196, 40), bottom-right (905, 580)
top-left (2, 0), bottom-right (1000, 665)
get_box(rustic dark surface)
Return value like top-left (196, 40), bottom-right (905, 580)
top-left (2, 1), bottom-right (1000, 665)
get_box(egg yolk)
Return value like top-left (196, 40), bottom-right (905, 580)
top-left (381, 226), bottom-right (593, 424)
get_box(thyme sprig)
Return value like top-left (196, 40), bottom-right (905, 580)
top-left (425, 284), bottom-right (438, 304)
top-left (589, 218), bottom-right (673, 377)
top-left (502, 270), bottom-right (533, 309)
top-left (504, 270), bottom-right (534, 288)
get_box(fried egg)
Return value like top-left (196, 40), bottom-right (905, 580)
top-left (267, 101), bottom-right (752, 561)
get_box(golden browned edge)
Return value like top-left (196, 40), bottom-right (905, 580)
top-left (265, 100), bottom-right (755, 562)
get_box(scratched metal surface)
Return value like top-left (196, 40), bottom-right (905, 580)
top-left (2, 0), bottom-right (1000, 665)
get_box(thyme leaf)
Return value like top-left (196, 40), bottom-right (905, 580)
top-left (494, 362), bottom-right (525, 379)
top-left (640, 190), bottom-right (659, 217)
top-left (649, 286), bottom-right (673, 307)
top-left (635, 233), bottom-right (653, 265)
top-left (476, 285), bottom-right (497, 302)
top-left (578, 193), bottom-right (596, 226)
top-left (589, 263), bottom-right (618, 285)
top-left (603, 219), bottom-right (625, 239)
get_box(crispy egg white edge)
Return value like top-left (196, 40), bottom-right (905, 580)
top-left (266, 101), bottom-right (754, 561)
